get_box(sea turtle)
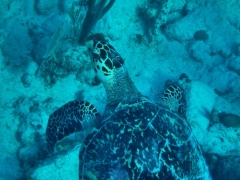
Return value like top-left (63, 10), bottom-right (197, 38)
top-left (46, 40), bottom-right (211, 179)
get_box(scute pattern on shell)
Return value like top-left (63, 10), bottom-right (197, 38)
top-left (79, 97), bottom-right (207, 180)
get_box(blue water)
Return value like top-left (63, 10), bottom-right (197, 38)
top-left (0, 0), bottom-right (240, 179)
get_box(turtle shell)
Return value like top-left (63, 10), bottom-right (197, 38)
top-left (79, 96), bottom-right (208, 180)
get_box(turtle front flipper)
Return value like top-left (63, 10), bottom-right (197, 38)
top-left (46, 100), bottom-right (100, 154)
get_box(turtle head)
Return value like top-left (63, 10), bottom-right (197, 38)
top-left (86, 40), bottom-right (124, 84)
top-left (86, 40), bottom-right (140, 106)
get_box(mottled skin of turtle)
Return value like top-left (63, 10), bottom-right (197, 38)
top-left (46, 41), bottom-right (211, 180)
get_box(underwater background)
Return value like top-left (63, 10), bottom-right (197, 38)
top-left (0, 0), bottom-right (240, 179)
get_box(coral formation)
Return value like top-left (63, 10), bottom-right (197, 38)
top-left (79, 0), bottom-right (116, 44)
top-left (218, 112), bottom-right (240, 128)
top-left (35, 0), bottom-right (116, 85)
top-left (194, 30), bottom-right (209, 41)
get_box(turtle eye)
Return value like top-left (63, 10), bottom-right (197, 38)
top-left (93, 53), bottom-right (100, 61)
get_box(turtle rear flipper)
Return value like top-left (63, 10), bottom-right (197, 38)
top-left (160, 73), bottom-right (191, 118)
top-left (46, 100), bottom-right (100, 154)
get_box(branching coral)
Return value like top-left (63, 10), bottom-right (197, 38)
top-left (68, 3), bottom-right (85, 41)
top-left (79, 0), bottom-right (116, 44)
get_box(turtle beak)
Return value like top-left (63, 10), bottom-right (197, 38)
top-left (85, 40), bottom-right (94, 53)
top-left (86, 40), bottom-right (99, 64)
top-left (85, 40), bottom-right (95, 63)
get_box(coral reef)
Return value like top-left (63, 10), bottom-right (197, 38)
top-left (0, 0), bottom-right (240, 179)
top-left (35, 1), bottom-right (116, 85)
